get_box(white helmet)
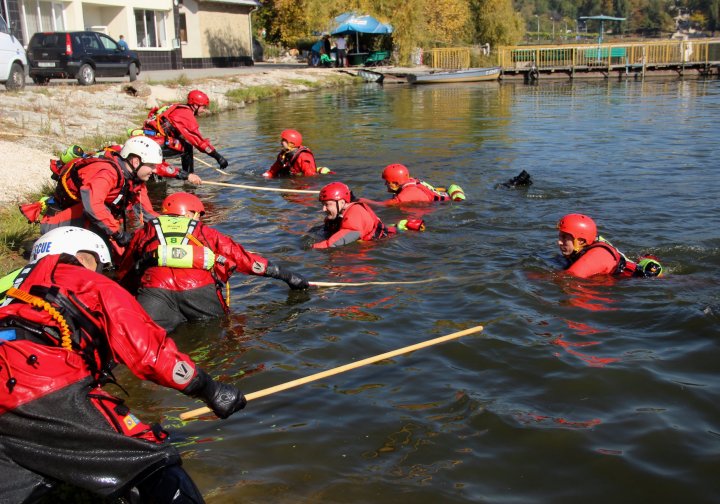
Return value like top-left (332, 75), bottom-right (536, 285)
top-left (120, 136), bottom-right (163, 164)
top-left (30, 227), bottom-right (112, 266)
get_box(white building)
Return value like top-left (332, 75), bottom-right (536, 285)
top-left (1, 0), bottom-right (259, 69)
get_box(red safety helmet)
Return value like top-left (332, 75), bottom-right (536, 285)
top-left (281, 129), bottom-right (303, 146)
top-left (382, 163), bottom-right (411, 185)
top-left (162, 192), bottom-right (205, 217)
top-left (557, 213), bottom-right (597, 244)
top-left (319, 182), bottom-right (351, 202)
top-left (187, 90), bottom-right (210, 107)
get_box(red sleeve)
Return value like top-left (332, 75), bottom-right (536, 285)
top-left (168, 107), bottom-right (213, 153)
top-left (566, 247), bottom-right (619, 278)
top-left (78, 163), bottom-right (122, 236)
top-left (198, 224), bottom-right (269, 276)
top-left (264, 157), bottom-right (283, 178)
top-left (57, 265), bottom-right (198, 392)
top-left (296, 151), bottom-right (317, 176)
top-left (115, 225), bottom-right (153, 282)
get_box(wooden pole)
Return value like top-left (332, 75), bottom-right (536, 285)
top-left (201, 180), bottom-right (319, 195)
top-left (192, 155), bottom-right (229, 175)
top-left (179, 325), bottom-right (484, 421)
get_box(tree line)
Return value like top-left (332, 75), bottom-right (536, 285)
top-left (254, 0), bottom-right (719, 64)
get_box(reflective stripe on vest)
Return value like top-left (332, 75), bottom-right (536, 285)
top-left (151, 216), bottom-right (215, 270)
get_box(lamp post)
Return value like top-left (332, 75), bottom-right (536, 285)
top-left (535, 15), bottom-right (539, 42)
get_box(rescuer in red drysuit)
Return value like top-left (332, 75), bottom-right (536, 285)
top-left (33, 136), bottom-right (162, 253)
top-left (116, 192), bottom-right (309, 331)
top-left (135, 89), bottom-right (227, 182)
top-left (0, 226), bottom-right (246, 503)
top-left (312, 182), bottom-right (425, 249)
top-left (377, 163), bottom-right (466, 204)
top-left (262, 129), bottom-right (332, 178)
top-left (557, 213), bottom-right (663, 279)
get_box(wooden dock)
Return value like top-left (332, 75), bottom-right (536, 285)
top-left (497, 39), bottom-right (720, 81)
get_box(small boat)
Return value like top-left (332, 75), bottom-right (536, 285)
top-left (407, 67), bottom-right (501, 84)
top-left (357, 68), bottom-right (384, 83)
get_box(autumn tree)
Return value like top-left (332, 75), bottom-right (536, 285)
top-left (470, 0), bottom-right (526, 45)
top-left (423, 0), bottom-right (473, 45)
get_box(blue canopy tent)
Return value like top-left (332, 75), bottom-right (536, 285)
top-left (329, 12), bottom-right (393, 54)
top-left (579, 15), bottom-right (626, 43)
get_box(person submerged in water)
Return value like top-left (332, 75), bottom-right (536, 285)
top-left (499, 169), bottom-right (533, 189)
top-left (556, 213), bottom-right (663, 279)
top-left (262, 129), bottom-right (332, 178)
top-left (374, 163), bottom-right (466, 204)
top-left (312, 182), bottom-right (425, 249)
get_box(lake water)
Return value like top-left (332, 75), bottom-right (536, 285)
top-left (131, 78), bottom-right (720, 503)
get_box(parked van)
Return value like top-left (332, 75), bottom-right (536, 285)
top-left (0, 14), bottom-right (27, 90)
top-left (27, 31), bottom-right (140, 85)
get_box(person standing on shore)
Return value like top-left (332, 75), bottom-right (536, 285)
top-left (117, 34), bottom-right (129, 51)
top-left (335, 35), bottom-right (347, 67)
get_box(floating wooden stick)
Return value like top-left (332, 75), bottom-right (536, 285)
top-left (179, 324), bottom-right (484, 421)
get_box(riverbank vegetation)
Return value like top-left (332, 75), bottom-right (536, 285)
top-left (254, 0), bottom-right (718, 64)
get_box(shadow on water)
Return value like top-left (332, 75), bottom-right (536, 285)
top-left (120, 78), bottom-right (720, 503)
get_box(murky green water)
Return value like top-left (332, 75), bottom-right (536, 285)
top-left (130, 78), bottom-right (720, 503)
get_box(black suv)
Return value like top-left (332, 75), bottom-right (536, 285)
top-left (27, 31), bottom-right (140, 85)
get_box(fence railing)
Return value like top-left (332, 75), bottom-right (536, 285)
top-left (424, 48), bottom-right (471, 69)
top-left (497, 39), bottom-right (720, 70)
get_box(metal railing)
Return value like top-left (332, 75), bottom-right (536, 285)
top-left (497, 39), bottom-right (720, 70)
top-left (424, 48), bottom-right (471, 69)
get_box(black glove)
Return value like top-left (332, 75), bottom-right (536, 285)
top-left (265, 262), bottom-right (310, 290)
top-left (183, 368), bottom-right (246, 419)
top-left (209, 150), bottom-right (229, 170)
top-left (111, 230), bottom-right (133, 247)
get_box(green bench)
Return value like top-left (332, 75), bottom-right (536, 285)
top-left (584, 47), bottom-right (627, 59)
top-left (364, 51), bottom-right (390, 67)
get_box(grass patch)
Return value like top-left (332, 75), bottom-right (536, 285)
top-left (144, 74), bottom-right (192, 87)
top-left (0, 183), bottom-right (53, 276)
top-left (74, 132), bottom-right (130, 153)
top-left (286, 78), bottom-right (321, 88)
top-left (226, 85), bottom-right (290, 104)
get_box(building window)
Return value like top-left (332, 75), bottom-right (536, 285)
top-left (22, 0), bottom-right (64, 39)
top-left (179, 14), bottom-right (187, 43)
top-left (134, 9), bottom-right (167, 48)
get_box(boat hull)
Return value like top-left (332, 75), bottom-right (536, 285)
top-left (408, 67), bottom-right (501, 84)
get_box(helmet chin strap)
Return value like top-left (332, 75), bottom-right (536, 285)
top-left (573, 238), bottom-right (584, 253)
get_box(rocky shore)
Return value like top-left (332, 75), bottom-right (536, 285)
top-left (0, 66), bottom-right (354, 205)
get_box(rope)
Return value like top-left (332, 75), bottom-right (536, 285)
top-left (7, 288), bottom-right (73, 350)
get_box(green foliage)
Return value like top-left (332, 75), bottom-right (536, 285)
top-left (0, 183), bottom-right (52, 276)
top-left (424, 0), bottom-right (474, 44)
top-left (253, 0), bottom-right (709, 65)
top-left (471, 0), bottom-right (526, 45)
